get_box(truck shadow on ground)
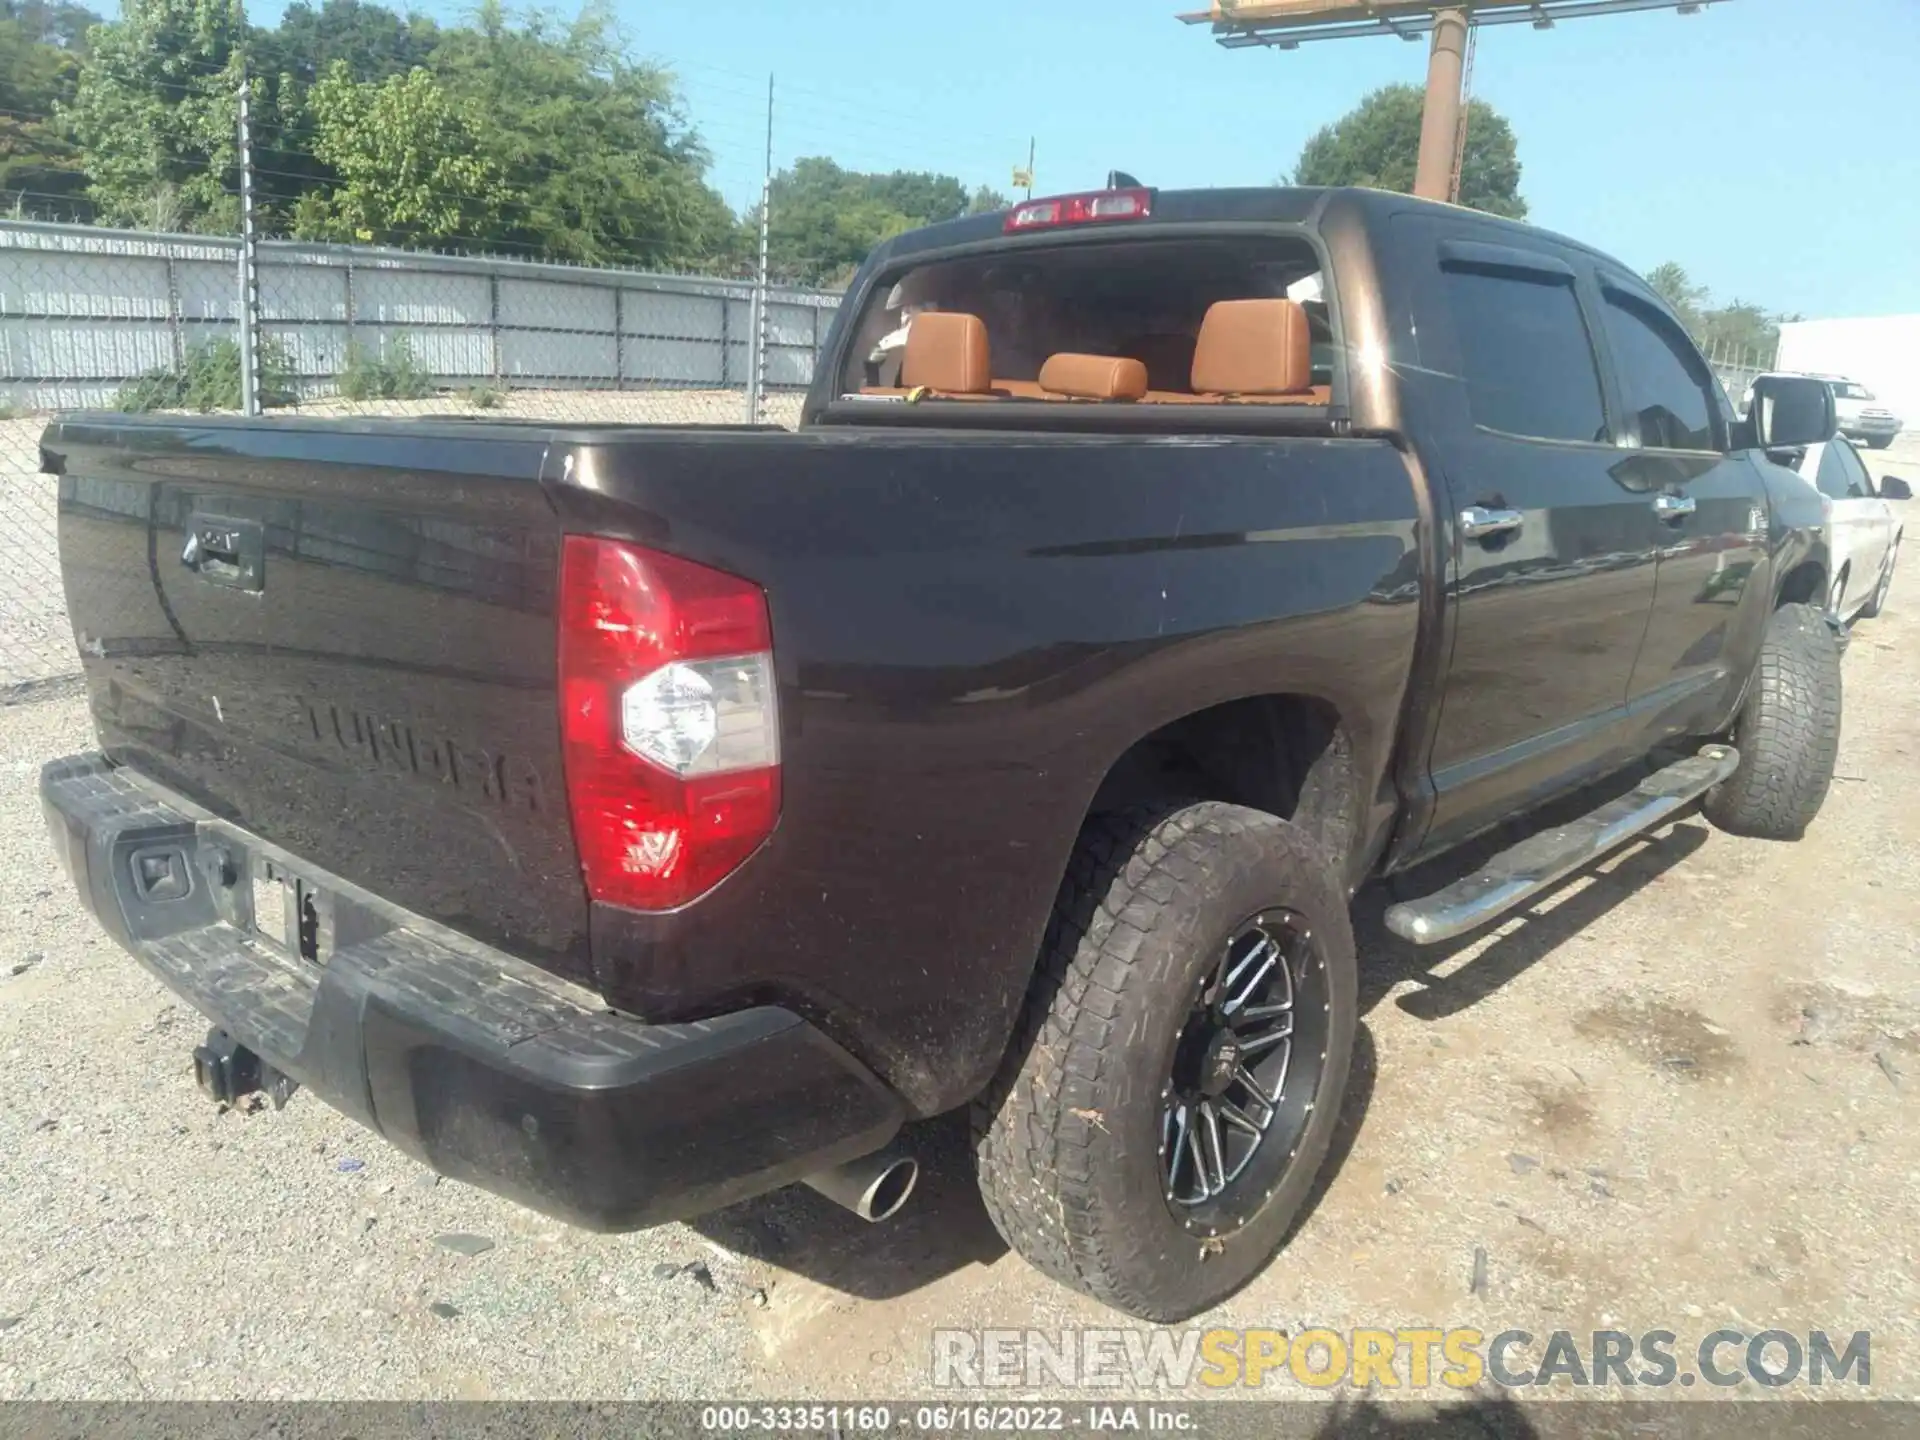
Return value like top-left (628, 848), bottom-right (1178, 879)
top-left (689, 1024), bottom-right (1380, 1307)
top-left (690, 1108), bottom-right (1008, 1303)
top-left (1352, 769), bottom-right (1713, 1022)
top-left (691, 773), bottom-right (1708, 1307)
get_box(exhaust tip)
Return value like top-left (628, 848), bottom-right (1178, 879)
top-left (859, 1156), bottom-right (918, 1222)
top-left (802, 1146), bottom-right (919, 1222)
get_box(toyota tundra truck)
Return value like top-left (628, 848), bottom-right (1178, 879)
top-left (38, 185), bottom-right (1844, 1322)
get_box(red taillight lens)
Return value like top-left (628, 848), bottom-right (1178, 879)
top-left (1005, 187), bottom-right (1153, 233)
top-left (557, 536), bottom-right (780, 911)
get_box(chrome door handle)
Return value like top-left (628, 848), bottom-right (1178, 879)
top-left (1653, 493), bottom-right (1697, 521)
top-left (1459, 506), bottom-right (1524, 540)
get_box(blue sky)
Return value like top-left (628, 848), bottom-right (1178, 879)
top-left (259, 0), bottom-right (1919, 318)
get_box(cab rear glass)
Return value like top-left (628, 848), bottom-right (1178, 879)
top-left (835, 234), bottom-right (1334, 405)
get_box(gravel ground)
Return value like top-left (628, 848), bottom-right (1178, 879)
top-left (1, 484), bottom-right (1918, 1405)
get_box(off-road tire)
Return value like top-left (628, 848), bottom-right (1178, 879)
top-left (971, 801), bottom-right (1357, 1322)
top-left (1703, 602), bottom-right (1842, 840)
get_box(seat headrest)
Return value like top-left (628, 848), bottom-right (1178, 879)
top-left (1038, 353), bottom-right (1149, 402)
top-left (901, 312), bottom-right (992, 394)
top-left (1191, 299), bottom-right (1312, 396)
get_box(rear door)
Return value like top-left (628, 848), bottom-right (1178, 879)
top-left (50, 417), bottom-right (593, 984)
top-left (1594, 275), bottom-right (1773, 737)
top-left (1405, 230), bottom-right (1662, 854)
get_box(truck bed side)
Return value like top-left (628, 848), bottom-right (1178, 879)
top-left (542, 425), bottom-right (1426, 1113)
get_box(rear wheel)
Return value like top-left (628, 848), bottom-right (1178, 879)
top-left (1703, 602), bottom-right (1842, 840)
top-left (972, 801), bottom-right (1356, 1322)
top-left (1860, 541), bottom-right (1898, 619)
top-left (1865, 435), bottom-right (1894, 451)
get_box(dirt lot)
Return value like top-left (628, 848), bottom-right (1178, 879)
top-left (1, 482), bottom-right (1917, 1406)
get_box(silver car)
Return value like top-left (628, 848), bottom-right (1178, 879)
top-left (1787, 437), bottom-right (1906, 622)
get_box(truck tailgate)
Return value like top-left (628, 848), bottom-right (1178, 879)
top-left (44, 416), bottom-right (593, 984)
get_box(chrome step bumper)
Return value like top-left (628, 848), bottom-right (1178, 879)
top-left (1385, 746), bottom-right (1740, 945)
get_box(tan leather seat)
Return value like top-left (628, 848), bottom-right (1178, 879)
top-left (848, 299), bottom-right (1329, 409)
top-left (1038, 353), bottom-right (1149, 402)
top-left (1136, 298), bottom-right (1325, 406)
top-left (858, 312), bottom-right (1008, 400)
top-left (902, 311), bottom-right (992, 394)
top-left (1189, 298), bottom-right (1312, 397)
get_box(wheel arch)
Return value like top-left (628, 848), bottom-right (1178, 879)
top-left (1775, 558), bottom-right (1829, 610)
top-left (1082, 692), bottom-right (1364, 881)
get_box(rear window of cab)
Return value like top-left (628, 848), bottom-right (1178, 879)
top-left (835, 234), bottom-right (1335, 407)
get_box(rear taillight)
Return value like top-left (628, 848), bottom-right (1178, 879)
top-left (557, 536), bottom-right (780, 911)
top-left (1005, 187), bottom-right (1153, 233)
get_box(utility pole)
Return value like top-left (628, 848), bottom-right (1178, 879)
top-left (1446, 22), bottom-right (1477, 203)
top-left (1181, 2), bottom-right (1725, 206)
top-left (236, 73), bottom-right (263, 416)
top-left (747, 74), bottom-right (774, 426)
top-left (1411, 7), bottom-right (1468, 202)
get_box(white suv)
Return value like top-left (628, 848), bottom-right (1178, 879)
top-left (1744, 372), bottom-right (1903, 449)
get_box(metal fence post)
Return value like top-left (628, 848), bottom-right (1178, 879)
top-left (489, 273), bottom-right (503, 384)
top-left (164, 254), bottom-right (184, 371)
top-left (748, 74), bottom-right (774, 424)
top-left (754, 282), bottom-right (773, 421)
top-left (746, 278), bottom-right (766, 425)
top-left (236, 76), bottom-right (263, 416)
top-left (343, 254), bottom-right (356, 379)
top-left (613, 285), bottom-right (625, 390)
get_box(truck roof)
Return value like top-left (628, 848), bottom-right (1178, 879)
top-left (869, 184), bottom-right (1615, 270)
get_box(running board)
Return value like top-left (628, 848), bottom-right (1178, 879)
top-left (1384, 745), bottom-right (1739, 946)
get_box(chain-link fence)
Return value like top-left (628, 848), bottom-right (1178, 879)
top-left (0, 218), bottom-right (843, 693)
top-left (1704, 337), bottom-right (1779, 413)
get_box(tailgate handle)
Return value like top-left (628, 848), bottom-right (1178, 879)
top-left (182, 514), bottom-right (265, 592)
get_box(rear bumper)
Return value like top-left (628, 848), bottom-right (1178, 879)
top-left (40, 752), bottom-right (904, 1230)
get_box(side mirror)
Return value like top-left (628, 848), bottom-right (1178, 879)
top-left (1750, 374), bottom-right (1836, 449)
top-left (1882, 475), bottom-right (1913, 501)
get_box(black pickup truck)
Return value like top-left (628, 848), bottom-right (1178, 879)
top-left (40, 186), bottom-right (1844, 1322)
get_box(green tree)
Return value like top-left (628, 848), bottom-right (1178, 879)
top-left (60, 0), bottom-right (248, 231)
top-left (426, 2), bottom-right (738, 267)
top-left (967, 184), bottom-right (1010, 215)
top-left (0, 3), bottom-right (96, 215)
top-left (232, 0), bottom-right (449, 231)
top-left (1294, 82), bottom-right (1527, 220)
top-left (865, 170), bottom-right (968, 226)
top-left (1645, 261), bottom-right (1707, 331)
top-left (2, 0), bottom-right (99, 49)
top-left (1696, 300), bottom-right (1780, 360)
top-left (52, 0), bottom-right (738, 264)
top-left (765, 157), bottom-right (985, 286)
top-left (293, 60), bottom-right (509, 247)
top-left (1643, 262), bottom-right (1786, 361)
top-left (255, 0), bottom-right (437, 87)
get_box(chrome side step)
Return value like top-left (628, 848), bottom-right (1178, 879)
top-left (1385, 745), bottom-right (1739, 946)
